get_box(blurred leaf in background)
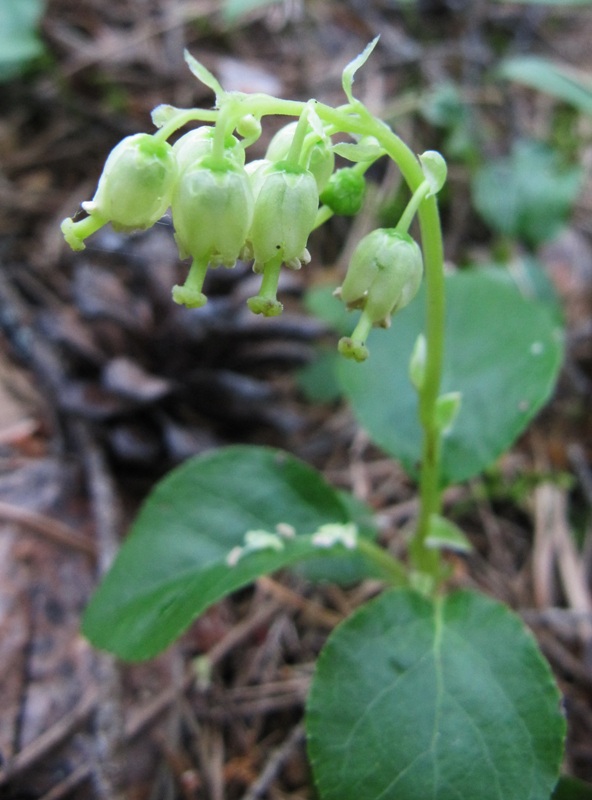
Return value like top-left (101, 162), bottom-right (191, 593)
top-left (223, 0), bottom-right (281, 22)
top-left (0, 0), bottom-right (45, 82)
top-left (472, 139), bottom-right (582, 247)
top-left (421, 82), bottom-right (481, 165)
top-left (498, 56), bottom-right (592, 115)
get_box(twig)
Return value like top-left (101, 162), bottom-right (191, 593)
top-left (0, 689), bottom-right (98, 786)
top-left (0, 499), bottom-right (95, 557)
top-left (74, 423), bottom-right (128, 800)
top-left (239, 723), bottom-right (305, 800)
top-left (257, 576), bottom-right (342, 629)
top-left (205, 597), bottom-right (283, 670)
top-left (39, 764), bottom-right (93, 800)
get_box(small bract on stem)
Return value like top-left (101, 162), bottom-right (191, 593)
top-left (60, 40), bottom-right (449, 588)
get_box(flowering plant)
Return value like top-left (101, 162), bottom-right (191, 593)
top-left (62, 41), bottom-right (566, 800)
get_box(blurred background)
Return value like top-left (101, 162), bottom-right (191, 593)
top-left (1, 1), bottom-right (592, 798)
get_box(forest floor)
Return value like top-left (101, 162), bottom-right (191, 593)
top-left (1, 1), bottom-right (592, 798)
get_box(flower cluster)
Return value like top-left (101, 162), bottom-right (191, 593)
top-left (61, 49), bottom-right (444, 360)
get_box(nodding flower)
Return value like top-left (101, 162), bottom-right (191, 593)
top-left (336, 229), bottom-right (424, 361)
top-left (170, 156), bottom-right (254, 309)
top-left (245, 161), bottom-right (319, 317)
top-left (61, 133), bottom-right (177, 250)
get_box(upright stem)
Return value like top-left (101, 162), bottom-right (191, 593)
top-left (412, 195), bottom-right (446, 574)
top-left (350, 110), bottom-right (446, 578)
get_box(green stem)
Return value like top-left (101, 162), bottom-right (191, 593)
top-left (61, 212), bottom-right (107, 250)
top-left (184, 257), bottom-right (209, 292)
top-left (211, 99), bottom-right (238, 165)
top-left (351, 109), bottom-right (446, 579)
top-left (349, 310), bottom-right (373, 345)
top-left (356, 538), bottom-right (408, 586)
top-left (395, 180), bottom-right (430, 236)
top-left (258, 251), bottom-right (284, 299)
top-left (153, 108), bottom-right (218, 142)
top-left (286, 104), bottom-right (312, 168)
top-left (312, 204), bottom-right (334, 231)
top-left (171, 257), bottom-right (209, 308)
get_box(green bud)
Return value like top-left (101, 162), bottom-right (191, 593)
top-left (172, 126), bottom-right (244, 173)
top-left (89, 134), bottom-right (176, 232)
top-left (265, 122), bottom-right (335, 191)
top-left (171, 157), bottom-right (253, 268)
top-left (337, 229), bottom-right (423, 362)
top-left (340, 229), bottom-right (423, 325)
top-left (319, 167), bottom-right (366, 216)
top-left (236, 114), bottom-right (262, 144)
top-left (419, 150), bottom-right (447, 196)
top-left (248, 162), bottom-right (318, 268)
top-left (61, 133), bottom-right (177, 249)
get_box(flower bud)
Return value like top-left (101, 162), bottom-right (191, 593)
top-left (319, 167), bottom-right (366, 216)
top-left (171, 157), bottom-right (253, 268)
top-left (235, 114), bottom-right (262, 143)
top-left (248, 162), bottom-right (319, 268)
top-left (61, 133), bottom-right (177, 250)
top-left (265, 122), bottom-right (334, 192)
top-left (89, 134), bottom-right (176, 232)
top-left (172, 126), bottom-right (244, 173)
top-left (337, 229), bottom-right (423, 362)
top-left (340, 229), bottom-right (423, 324)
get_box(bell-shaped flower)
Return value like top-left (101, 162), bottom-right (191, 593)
top-left (337, 229), bottom-right (423, 361)
top-left (245, 161), bottom-right (318, 316)
top-left (249, 162), bottom-right (318, 268)
top-left (170, 156), bottom-right (253, 308)
top-left (61, 133), bottom-right (177, 250)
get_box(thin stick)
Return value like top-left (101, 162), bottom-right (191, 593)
top-left (239, 724), bottom-right (305, 800)
top-left (0, 499), bottom-right (95, 557)
top-left (0, 689), bottom-right (98, 785)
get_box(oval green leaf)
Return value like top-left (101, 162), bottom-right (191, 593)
top-left (306, 588), bottom-right (565, 800)
top-left (336, 269), bottom-right (564, 486)
top-left (82, 445), bottom-right (377, 661)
